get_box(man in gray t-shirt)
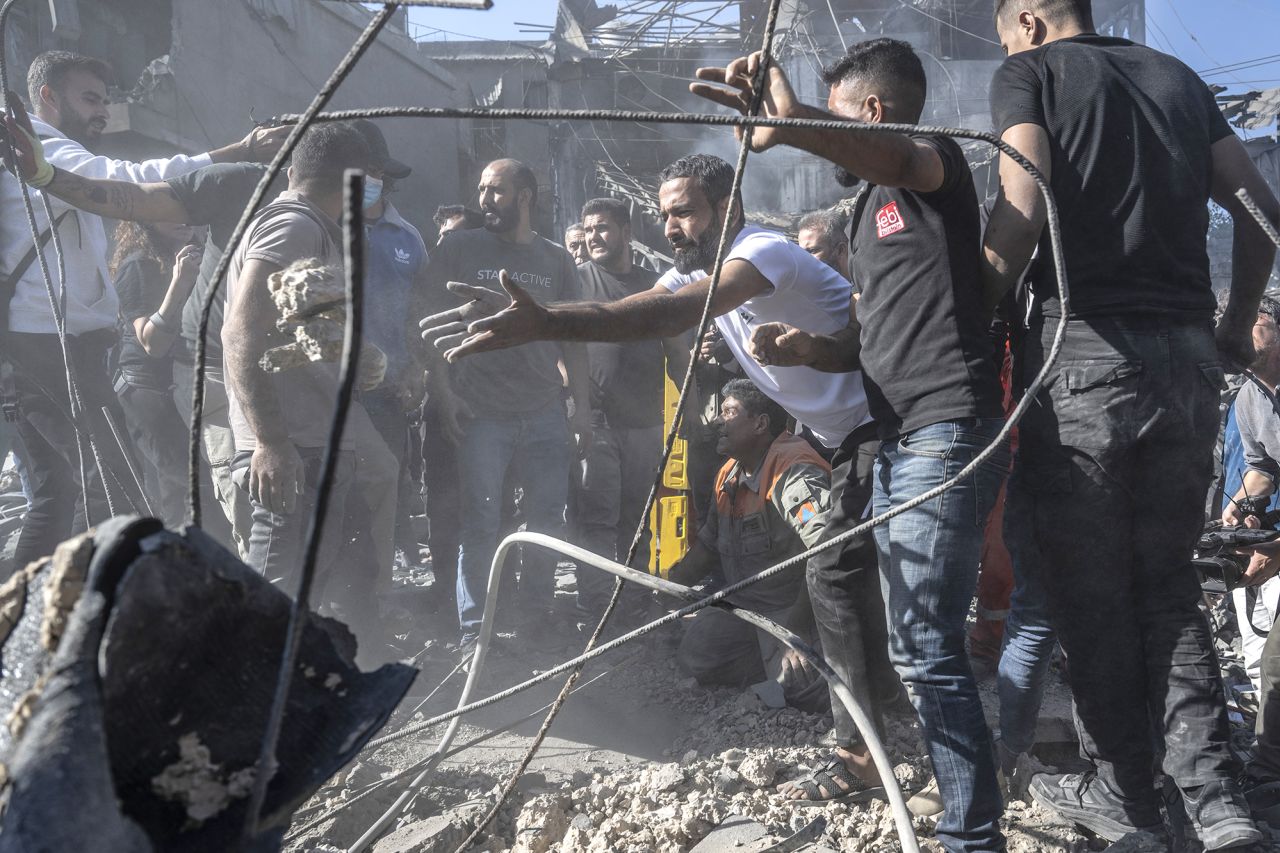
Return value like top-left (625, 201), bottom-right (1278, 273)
top-left (419, 158), bottom-right (589, 646)
top-left (222, 123), bottom-right (396, 637)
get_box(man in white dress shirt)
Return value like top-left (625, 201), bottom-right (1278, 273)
top-left (1, 50), bottom-right (284, 570)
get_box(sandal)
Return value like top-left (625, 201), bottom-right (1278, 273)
top-left (778, 754), bottom-right (885, 804)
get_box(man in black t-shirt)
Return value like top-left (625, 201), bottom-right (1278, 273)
top-left (693, 39), bottom-right (1006, 851)
top-left (572, 198), bottom-right (689, 615)
top-left (982, 1), bottom-right (1279, 847)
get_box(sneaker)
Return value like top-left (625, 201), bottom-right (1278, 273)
top-left (907, 777), bottom-right (944, 818)
top-left (1029, 772), bottom-right (1163, 842)
top-left (1183, 780), bottom-right (1264, 850)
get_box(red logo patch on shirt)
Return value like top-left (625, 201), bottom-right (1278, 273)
top-left (875, 201), bottom-right (906, 239)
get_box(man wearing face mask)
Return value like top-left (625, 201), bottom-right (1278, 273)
top-left (351, 120), bottom-right (428, 590)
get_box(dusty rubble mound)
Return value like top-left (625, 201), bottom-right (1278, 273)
top-left (290, 641), bottom-right (1091, 853)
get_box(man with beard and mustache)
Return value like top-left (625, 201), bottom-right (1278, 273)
top-left (691, 39), bottom-right (1006, 850)
top-left (422, 152), bottom-right (900, 807)
top-left (0, 50), bottom-right (285, 571)
top-left (417, 158), bottom-right (591, 653)
top-left (572, 197), bottom-right (689, 618)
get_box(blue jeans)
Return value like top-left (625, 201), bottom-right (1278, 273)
top-left (456, 401), bottom-right (571, 639)
top-left (873, 417), bottom-right (1008, 853)
top-left (997, 505), bottom-right (1057, 757)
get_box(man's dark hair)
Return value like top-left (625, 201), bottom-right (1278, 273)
top-left (487, 158), bottom-right (538, 210)
top-left (659, 154), bottom-right (736, 208)
top-left (27, 50), bottom-right (114, 106)
top-left (291, 121), bottom-right (373, 195)
top-left (722, 378), bottom-right (789, 439)
top-left (581, 197), bottom-right (631, 227)
top-left (433, 204), bottom-right (484, 229)
top-left (1261, 295), bottom-right (1280, 326)
top-left (993, 0), bottom-right (1093, 27)
top-left (820, 38), bottom-right (927, 124)
top-left (798, 209), bottom-right (848, 248)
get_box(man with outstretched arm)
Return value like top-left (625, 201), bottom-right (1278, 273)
top-left (690, 39), bottom-right (1006, 851)
top-left (422, 152), bottom-right (900, 820)
top-left (982, 1), bottom-right (1278, 848)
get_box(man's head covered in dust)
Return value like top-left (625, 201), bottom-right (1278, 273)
top-left (28, 50), bottom-right (115, 146)
top-left (821, 38), bottom-right (928, 188)
top-left (993, 0), bottom-right (1094, 56)
top-left (658, 153), bottom-right (743, 275)
top-left (478, 158), bottom-right (538, 237)
top-left (286, 121), bottom-right (375, 213)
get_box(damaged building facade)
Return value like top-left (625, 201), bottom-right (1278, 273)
top-left (419, 0), bottom-right (1278, 287)
top-left (4, 0), bottom-right (472, 227)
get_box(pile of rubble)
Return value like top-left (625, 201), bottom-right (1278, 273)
top-left (291, 639), bottom-right (1094, 853)
top-left (325, 743), bottom-right (1092, 853)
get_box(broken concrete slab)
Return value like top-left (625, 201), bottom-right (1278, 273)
top-left (370, 815), bottom-right (466, 853)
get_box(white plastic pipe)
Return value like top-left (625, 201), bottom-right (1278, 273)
top-left (349, 532), bottom-right (919, 853)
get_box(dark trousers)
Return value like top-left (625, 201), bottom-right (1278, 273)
top-left (421, 406), bottom-right (460, 611)
top-left (117, 381), bottom-right (188, 526)
top-left (806, 421), bottom-right (898, 748)
top-left (1007, 316), bottom-right (1235, 823)
top-left (8, 331), bottom-right (145, 570)
top-left (1255, 619), bottom-right (1280, 779)
top-left (575, 413), bottom-right (663, 613)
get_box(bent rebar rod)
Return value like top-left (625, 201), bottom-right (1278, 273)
top-left (350, 532), bottom-right (919, 853)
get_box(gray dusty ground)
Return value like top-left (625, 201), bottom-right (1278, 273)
top-left (284, 565), bottom-right (1115, 853)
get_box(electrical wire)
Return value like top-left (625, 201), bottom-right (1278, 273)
top-left (1238, 188), bottom-right (1280, 249)
top-left (241, 170), bottom-right (369, 840)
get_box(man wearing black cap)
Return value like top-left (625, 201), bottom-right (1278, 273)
top-left (351, 119), bottom-right (429, 594)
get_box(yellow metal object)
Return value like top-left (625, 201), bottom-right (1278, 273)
top-left (650, 369), bottom-right (692, 577)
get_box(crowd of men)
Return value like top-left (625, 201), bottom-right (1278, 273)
top-left (2, 0), bottom-right (1280, 850)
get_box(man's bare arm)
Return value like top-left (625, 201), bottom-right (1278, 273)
top-left (691, 53), bottom-right (945, 193)
top-left (1211, 134), bottom-right (1280, 369)
top-left (980, 123), bottom-right (1052, 315)
top-left (42, 167), bottom-right (188, 222)
top-left (223, 258), bottom-right (290, 446)
top-left (433, 260), bottom-right (772, 360)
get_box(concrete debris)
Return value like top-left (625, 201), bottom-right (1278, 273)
top-left (287, 641), bottom-right (1089, 853)
top-left (149, 732), bottom-right (256, 823)
top-left (262, 258), bottom-right (387, 391)
top-left (40, 532), bottom-right (93, 652)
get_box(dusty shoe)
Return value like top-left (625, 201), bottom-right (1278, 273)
top-left (1183, 780), bottom-right (1264, 850)
top-left (1029, 772), bottom-right (1163, 842)
top-left (907, 777), bottom-right (944, 818)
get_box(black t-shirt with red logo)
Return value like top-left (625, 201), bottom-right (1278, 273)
top-left (849, 134), bottom-right (1002, 437)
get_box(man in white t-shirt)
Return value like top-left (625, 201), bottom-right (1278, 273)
top-left (422, 153), bottom-right (900, 793)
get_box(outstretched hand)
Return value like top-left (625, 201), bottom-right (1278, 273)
top-left (749, 321), bottom-right (816, 367)
top-left (0, 91), bottom-right (52, 188)
top-left (689, 51), bottom-right (798, 151)
top-left (418, 270), bottom-right (552, 362)
top-left (419, 276), bottom-right (517, 351)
